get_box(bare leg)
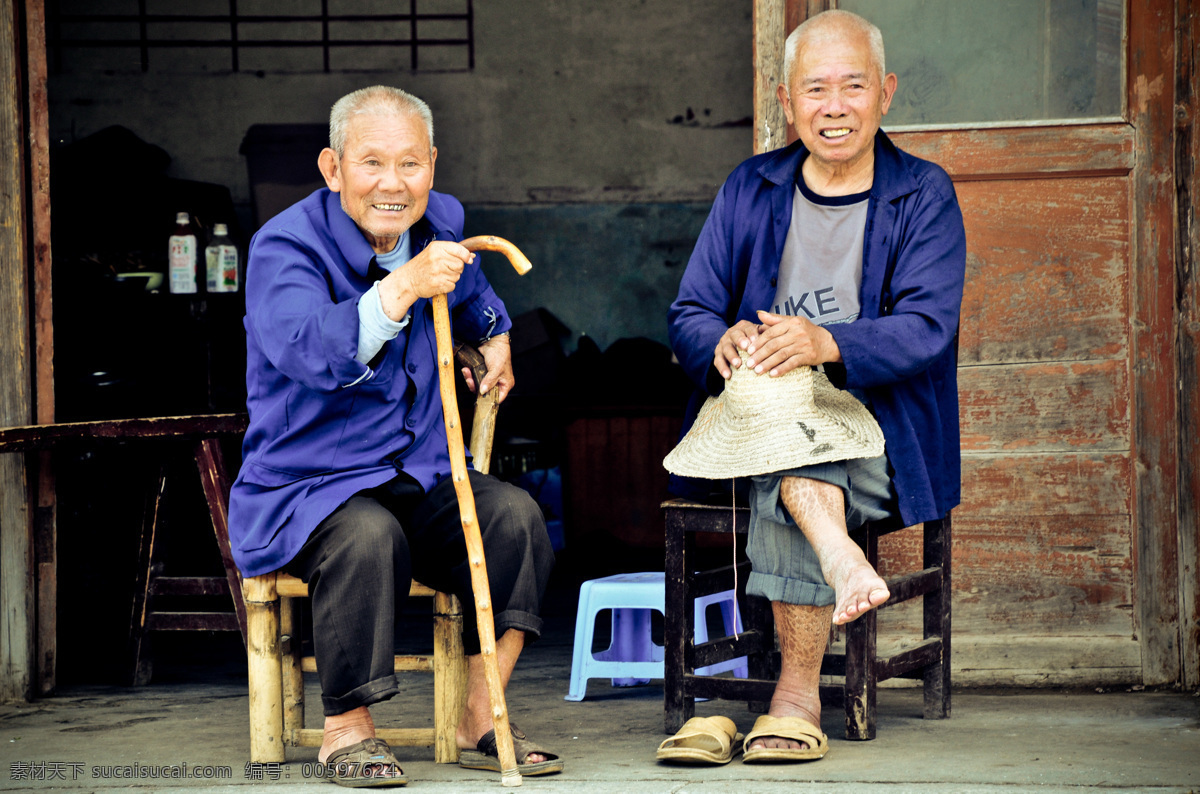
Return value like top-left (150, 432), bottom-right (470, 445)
top-left (780, 476), bottom-right (889, 625)
top-left (455, 628), bottom-right (547, 764)
top-left (747, 601), bottom-right (834, 751)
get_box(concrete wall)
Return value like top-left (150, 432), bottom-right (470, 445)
top-left (48, 1), bottom-right (753, 349)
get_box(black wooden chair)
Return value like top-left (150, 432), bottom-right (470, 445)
top-left (662, 498), bottom-right (951, 740)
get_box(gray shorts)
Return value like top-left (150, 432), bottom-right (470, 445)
top-left (745, 454), bottom-right (897, 606)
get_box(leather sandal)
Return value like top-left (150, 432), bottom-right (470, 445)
top-left (458, 723), bottom-right (564, 776)
top-left (325, 737), bottom-right (408, 788)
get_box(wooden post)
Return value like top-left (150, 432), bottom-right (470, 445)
top-left (1175, 0), bottom-right (1200, 690)
top-left (752, 0), bottom-right (787, 155)
top-left (432, 591), bottom-right (467, 763)
top-left (23, 0), bottom-right (55, 698)
top-left (245, 574), bottom-right (285, 763)
top-left (752, 0), bottom-right (810, 155)
top-left (0, 0), bottom-right (35, 704)
top-left (1130, 0), bottom-right (1182, 686)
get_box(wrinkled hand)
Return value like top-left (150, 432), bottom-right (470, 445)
top-left (378, 241), bottom-right (476, 322)
top-left (713, 319), bottom-right (764, 379)
top-left (742, 310), bottom-right (841, 376)
top-left (461, 334), bottom-right (514, 402)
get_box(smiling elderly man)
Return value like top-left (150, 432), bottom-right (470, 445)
top-left (228, 86), bottom-right (561, 786)
top-left (663, 10), bottom-right (965, 764)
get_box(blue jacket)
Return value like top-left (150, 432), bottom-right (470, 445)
top-left (668, 131), bottom-right (966, 526)
top-left (228, 188), bottom-right (512, 577)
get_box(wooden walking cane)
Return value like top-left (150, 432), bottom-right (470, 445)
top-left (431, 235), bottom-right (531, 787)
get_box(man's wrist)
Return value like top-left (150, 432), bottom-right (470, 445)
top-left (480, 330), bottom-right (510, 345)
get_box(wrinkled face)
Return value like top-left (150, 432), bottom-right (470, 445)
top-left (319, 110), bottom-right (436, 254)
top-left (779, 27), bottom-right (895, 176)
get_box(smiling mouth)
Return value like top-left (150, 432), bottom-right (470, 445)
top-left (820, 128), bottom-right (852, 139)
top-left (373, 203), bottom-right (407, 211)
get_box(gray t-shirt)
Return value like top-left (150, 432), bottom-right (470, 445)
top-left (771, 180), bottom-right (870, 327)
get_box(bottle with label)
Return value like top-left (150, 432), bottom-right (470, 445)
top-left (205, 223), bottom-right (239, 293)
top-left (168, 211), bottom-right (199, 294)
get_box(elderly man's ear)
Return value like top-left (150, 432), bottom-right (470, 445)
top-left (318, 148), bottom-right (342, 193)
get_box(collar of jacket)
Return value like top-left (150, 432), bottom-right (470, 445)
top-left (322, 188), bottom-right (460, 279)
top-left (754, 129), bottom-right (919, 204)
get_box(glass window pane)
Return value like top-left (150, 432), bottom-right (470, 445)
top-left (839, 0), bottom-right (1123, 126)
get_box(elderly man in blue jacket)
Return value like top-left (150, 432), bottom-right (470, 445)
top-left (667, 10), bottom-right (965, 761)
top-left (229, 86), bottom-right (561, 785)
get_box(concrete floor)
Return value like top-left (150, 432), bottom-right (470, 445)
top-left (2, 612), bottom-right (1198, 794)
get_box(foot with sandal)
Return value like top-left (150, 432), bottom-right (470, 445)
top-left (454, 628), bottom-right (564, 777)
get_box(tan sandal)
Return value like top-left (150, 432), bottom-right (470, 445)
top-left (742, 714), bottom-right (828, 763)
top-left (657, 715), bottom-right (744, 765)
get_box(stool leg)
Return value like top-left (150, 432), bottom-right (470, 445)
top-left (844, 526), bottom-right (879, 740)
top-left (923, 515), bottom-right (952, 720)
top-left (433, 592), bottom-right (467, 763)
top-left (245, 574), bottom-right (285, 762)
top-left (664, 514), bottom-right (694, 733)
top-left (565, 582), bottom-right (597, 701)
top-left (280, 596), bottom-right (304, 745)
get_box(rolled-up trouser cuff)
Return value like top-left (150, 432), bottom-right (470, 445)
top-left (322, 673), bottom-right (399, 716)
top-left (746, 570), bottom-right (835, 606)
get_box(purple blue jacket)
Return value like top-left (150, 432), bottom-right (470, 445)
top-left (668, 131), bottom-right (966, 526)
top-left (228, 188), bottom-right (511, 577)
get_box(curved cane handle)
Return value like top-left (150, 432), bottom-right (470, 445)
top-left (461, 235), bottom-right (533, 276)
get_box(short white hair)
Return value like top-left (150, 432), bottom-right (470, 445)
top-left (328, 86), bottom-right (434, 157)
top-left (782, 10), bottom-right (886, 91)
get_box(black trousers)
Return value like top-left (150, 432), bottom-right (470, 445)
top-left (285, 470), bottom-right (554, 716)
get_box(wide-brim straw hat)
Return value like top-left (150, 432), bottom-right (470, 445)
top-left (663, 358), bottom-right (885, 479)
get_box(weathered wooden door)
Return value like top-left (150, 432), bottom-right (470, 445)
top-left (754, 0), bottom-right (1195, 687)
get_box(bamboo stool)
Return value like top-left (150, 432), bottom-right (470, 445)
top-left (246, 342), bottom-right (500, 763)
top-left (245, 573), bottom-right (467, 763)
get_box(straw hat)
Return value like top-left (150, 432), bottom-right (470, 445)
top-left (663, 357), bottom-right (884, 479)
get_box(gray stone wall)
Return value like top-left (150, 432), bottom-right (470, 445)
top-left (48, 1), bottom-right (752, 348)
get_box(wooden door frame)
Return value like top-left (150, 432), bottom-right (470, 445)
top-left (1128, 0), bottom-right (1184, 687)
top-left (752, 0), bottom-right (1195, 686)
top-left (0, 0), bottom-right (54, 701)
top-left (1174, 0), bottom-right (1199, 691)
top-left (1, 0), bottom-right (36, 702)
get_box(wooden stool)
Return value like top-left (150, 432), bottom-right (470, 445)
top-left (663, 498), bottom-right (951, 740)
top-left (128, 436), bottom-right (247, 685)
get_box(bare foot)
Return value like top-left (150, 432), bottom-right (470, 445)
top-left (828, 556), bottom-right (890, 625)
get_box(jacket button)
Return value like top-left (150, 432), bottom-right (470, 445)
top-left (407, 363), bottom-right (417, 373)
top-left (406, 416), bottom-right (417, 427)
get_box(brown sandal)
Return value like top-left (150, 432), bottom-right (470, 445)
top-left (458, 723), bottom-right (564, 776)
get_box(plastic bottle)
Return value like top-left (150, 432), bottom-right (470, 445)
top-left (168, 211), bottom-right (199, 294)
top-left (205, 223), bottom-right (239, 293)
